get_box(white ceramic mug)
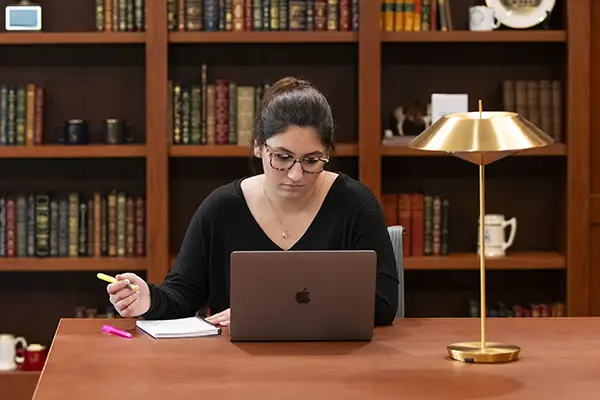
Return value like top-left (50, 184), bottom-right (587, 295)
top-left (477, 214), bottom-right (517, 257)
top-left (0, 334), bottom-right (27, 371)
top-left (469, 6), bottom-right (501, 31)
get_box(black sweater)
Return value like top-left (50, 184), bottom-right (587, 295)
top-left (142, 172), bottom-right (400, 325)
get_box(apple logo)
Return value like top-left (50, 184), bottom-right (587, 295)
top-left (295, 288), bottom-right (310, 304)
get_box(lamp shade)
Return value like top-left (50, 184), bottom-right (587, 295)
top-left (408, 111), bottom-right (555, 165)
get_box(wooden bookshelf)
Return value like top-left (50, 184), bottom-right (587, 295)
top-left (0, 1), bottom-right (594, 380)
top-left (0, 32), bottom-right (146, 45)
top-left (381, 30), bottom-right (567, 43)
top-left (381, 143), bottom-right (567, 157)
top-left (169, 31), bottom-right (358, 43)
top-left (405, 252), bottom-right (566, 270)
top-left (0, 257), bottom-right (146, 272)
top-left (0, 145), bottom-right (146, 158)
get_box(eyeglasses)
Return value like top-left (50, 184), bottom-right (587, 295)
top-left (264, 144), bottom-right (329, 174)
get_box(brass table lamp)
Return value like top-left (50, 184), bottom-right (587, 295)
top-left (409, 101), bottom-right (554, 363)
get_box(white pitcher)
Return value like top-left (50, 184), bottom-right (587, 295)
top-left (477, 214), bottom-right (517, 257)
top-left (0, 334), bottom-right (27, 371)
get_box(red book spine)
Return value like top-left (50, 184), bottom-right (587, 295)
top-left (5, 198), bottom-right (16, 257)
top-left (215, 79), bottom-right (229, 145)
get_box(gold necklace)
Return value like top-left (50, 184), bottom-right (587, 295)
top-left (263, 173), bottom-right (327, 239)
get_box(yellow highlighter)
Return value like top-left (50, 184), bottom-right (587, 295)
top-left (97, 273), bottom-right (138, 291)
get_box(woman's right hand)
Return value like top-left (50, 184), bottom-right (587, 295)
top-left (106, 273), bottom-right (151, 318)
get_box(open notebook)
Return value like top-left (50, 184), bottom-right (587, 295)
top-left (136, 317), bottom-right (221, 339)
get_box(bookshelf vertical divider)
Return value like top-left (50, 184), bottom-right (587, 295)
top-left (358, 0), bottom-right (382, 200)
top-left (565, 0), bottom-right (591, 316)
top-left (146, 0), bottom-right (170, 284)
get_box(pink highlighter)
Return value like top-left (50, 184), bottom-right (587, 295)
top-left (101, 324), bottom-right (133, 339)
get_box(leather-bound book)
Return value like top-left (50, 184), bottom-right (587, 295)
top-left (26, 84), bottom-right (35, 145)
top-left (26, 194), bottom-right (35, 256)
top-left (126, 197), bottom-right (135, 257)
top-left (225, 0), bottom-right (234, 31)
top-left (270, 0), bottom-right (279, 30)
top-left (279, 0), bottom-right (288, 30)
top-left (236, 86), bottom-right (255, 147)
top-left (219, 0), bottom-right (227, 31)
top-left (108, 191), bottom-right (117, 257)
top-left (104, 0), bottom-right (112, 31)
top-left (118, 0), bottom-right (127, 31)
top-left (94, 193), bottom-right (101, 256)
top-left (314, 0), bottom-right (326, 30)
top-left (135, 198), bottom-right (145, 257)
top-left (167, 0), bottom-right (177, 31)
top-left (181, 87), bottom-right (191, 144)
top-left (432, 195), bottom-right (441, 255)
top-left (204, 0), bottom-right (219, 31)
top-left (327, 0), bottom-right (339, 30)
top-left (78, 200), bottom-right (88, 257)
top-left (0, 197), bottom-right (5, 257)
top-left (351, 0), bottom-right (358, 30)
top-left (262, 0), bottom-right (270, 30)
top-left (35, 194), bottom-right (50, 257)
top-left (228, 82), bottom-right (237, 144)
top-left (423, 195), bottom-right (433, 255)
top-left (186, 0), bottom-right (203, 30)
top-left (117, 192), bottom-right (126, 257)
top-left (289, 0), bottom-right (306, 30)
top-left (252, 0), bottom-right (262, 30)
top-left (101, 195), bottom-right (108, 256)
top-left (0, 85), bottom-right (7, 145)
top-left (441, 198), bottom-right (450, 255)
top-left (206, 84), bottom-right (216, 145)
top-left (34, 86), bottom-right (43, 145)
top-left (178, 0), bottom-right (185, 30)
top-left (552, 80), bottom-right (562, 142)
top-left (16, 86), bottom-right (26, 145)
top-left (526, 80), bottom-right (540, 128)
top-left (215, 79), bottom-right (229, 145)
top-left (339, 0), bottom-right (351, 30)
top-left (244, 0), bottom-right (253, 30)
top-left (191, 85), bottom-right (202, 144)
top-left (233, 0), bottom-right (244, 31)
top-left (172, 84), bottom-right (182, 144)
top-left (87, 198), bottom-right (95, 256)
top-left (126, 0), bottom-right (135, 31)
top-left (16, 196), bottom-right (26, 257)
top-left (5, 197), bottom-right (15, 257)
top-left (306, 0), bottom-right (314, 30)
top-left (68, 193), bottom-right (79, 257)
top-left (7, 87), bottom-right (15, 145)
top-left (58, 198), bottom-right (68, 257)
top-left (539, 80), bottom-right (553, 139)
top-left (201, 64), bottom-right (208, 144)
top-left (96, 0), bottom-right (105, 31)
top-left (134, 0), bottom-right (144, 31)
top-left (49, 199), bottom-right (58, 257)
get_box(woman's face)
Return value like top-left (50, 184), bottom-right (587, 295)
top-left (255, 126), bottom-right (329, 200)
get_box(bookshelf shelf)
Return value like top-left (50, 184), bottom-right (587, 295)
top-left (170, 143), bottom-right (358, 157)
top-left (0, 257), bottom-right (146, 272)
top-left (0, 145), bottom-right (147, 159)
top-left (381, 30), bottom-right (567, 43)
top-left (380, 143), bottom-right (567, 157)
top-left (0, 32), bottom-right (146, 45)
top-left (405, 252), bottom-right (566, 270)
top-left (169, 31), bottom-right (358, 44)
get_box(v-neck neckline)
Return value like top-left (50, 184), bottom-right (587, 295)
top-left (236, 172), bottom-right (344, 251)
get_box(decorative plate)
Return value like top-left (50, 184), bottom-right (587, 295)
top-left (485, 0), bottom-right (556, 29)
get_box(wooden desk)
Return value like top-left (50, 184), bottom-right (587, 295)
top-left (33, 317), bottom-right (600, 399)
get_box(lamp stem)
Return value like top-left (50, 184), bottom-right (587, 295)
top-left (479, 164), bottom-right (486, 351)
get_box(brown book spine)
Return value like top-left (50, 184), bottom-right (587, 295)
top-left (6, 197), bottom-right (16, 257)
top-left (502, 80), bottom-right (515, 112)
top-left (167, 0), bottom-right (177, 31)
top-left (432, 195), bottom-right (441, 255)
top-left (94, 193), bottom-right (101, 256)
top-left (339, 0), bottom-right (351, 30)
top-left (515, 80), bottom-right (528, 119)
top-left (207, 84), bottom-right (216, 145)
top-left (117, 193), bottom-right (126, 257)
top-left (410, 193), bottom-right (424, 257)
top-left (178, 0), bottom-right (186, 30)
top-left (423, 195), bottom-right (433, 255)
top-left (87, 199), bottom-right (94, 256)
top-left (225, 0), bottom-right (234, 31)
top-left (104, 0), bottom-right (113, 31)
top-left (126, 197), bottom-right (135, 257)
top-left (25, 84), bottom-right (36, 145)
top-left (135, 198), bottom-right (145, 257)
top-left (185, 0), bottom-right (203, 30)
top-left (215, 79), bottom-right (229, 145)
top-left (108, 191), bottom-right (117, 256)
top-left (233, 0), bottom-right (245, 31)
top-left (244, 0), bottom-right (253, 30)
top-left (441, 198), bottom-right (450, 255)
top-left (289, 0), bottom-right (307, 30)
top-left (327, 0), bottom-right (339, 30)
top-left (33, 87), bottom-right (43, 145)
top-left (397, 194), bottom-right (412, 257)
top-left (16, 86), bottom-right (26, 145)
top-left (314, 0), bottom-right (327, 30)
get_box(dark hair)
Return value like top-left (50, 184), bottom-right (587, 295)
top-left (253, 77), bottom-right (335, 154)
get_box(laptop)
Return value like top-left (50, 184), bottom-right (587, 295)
top-left (228, 250), bottom-right (376, 342)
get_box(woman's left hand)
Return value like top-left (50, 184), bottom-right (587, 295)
top-left (205, 308), bottom-right (231, 326)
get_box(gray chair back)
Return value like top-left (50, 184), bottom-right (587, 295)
top-left (387, 225), bottom-right (405, 318)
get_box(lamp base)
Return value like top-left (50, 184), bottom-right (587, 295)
top-left (447, 342), bottom-right (520, 363)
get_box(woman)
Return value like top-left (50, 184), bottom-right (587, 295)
top-left (106, 77), bottom-right (399, 326)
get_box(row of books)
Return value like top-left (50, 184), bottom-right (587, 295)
top-left (0, 84), bottom-right (44, 146)
top-left (381, 0), bottom-right (452, 32)
top-left (382, 192), bottom-right (450, 257)
top-left (75, 305), bottom-right (119, 319)
top-left (169, 65), bottom-right (268, 146)
top-left (469, 300), bottom-right (566, 318)
top-left (0, 192), bottom-right (146, 259)
top-left (168, 0), bottom-right (358, 32)
top-left (95, 0), bottom-right (146, 32)
top-left (502, 79), bottom-right (563, 142)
